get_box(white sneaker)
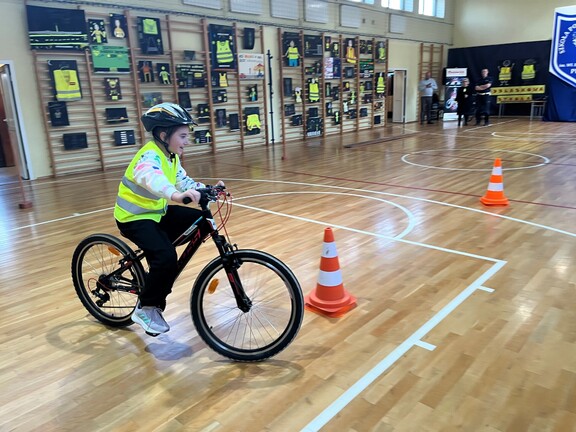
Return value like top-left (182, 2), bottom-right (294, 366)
top-left (131, 303), bottom-right (170, 336)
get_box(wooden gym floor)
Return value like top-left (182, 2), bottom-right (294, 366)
top-left (1, 117), bottom-right (576, 431)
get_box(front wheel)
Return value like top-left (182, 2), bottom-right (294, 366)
top-left (191, 250), bottom-right (304, 361)
top-left (71, 234), bottom-right (145, 327)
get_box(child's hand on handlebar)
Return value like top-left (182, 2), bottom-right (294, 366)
top-left (172, 190), bottom-right (201, 204)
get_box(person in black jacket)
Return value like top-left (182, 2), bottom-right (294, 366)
top-left (475, 68), bottom-right (493, 126)
top-left (456, 78), bottom-right (472, 126)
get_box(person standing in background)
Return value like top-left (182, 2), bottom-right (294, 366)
top-left (418, 71), bottom-right (438, 124)
top-left (456, 78), bottom-right (472, 126)
top-left (475, 68), bottom-right (493, 126)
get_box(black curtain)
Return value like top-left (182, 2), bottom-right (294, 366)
top-left (543, 74), bottom-right (576, 121)
top-left (447, 41), bottom-right (551, 117)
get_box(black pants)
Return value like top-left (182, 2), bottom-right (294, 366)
top-left (421, 96), bottom-right (433, 123)
top-left (457, 105), bottom-right (470, 125)
top-left (117, 205), bottom-right (205, 309)
top-left (476, 95), bottom-right (491, 124)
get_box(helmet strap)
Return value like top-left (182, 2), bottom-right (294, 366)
top-left (153, 130), bottom-right (175, 161)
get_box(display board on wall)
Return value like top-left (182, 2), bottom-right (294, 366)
top-left (238, 54), bottom-right (265, 79)
top-left (26, 5), bottom-right (88, 50)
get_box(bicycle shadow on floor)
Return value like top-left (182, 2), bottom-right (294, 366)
top-left (44, 318), bottom-right (193, 361)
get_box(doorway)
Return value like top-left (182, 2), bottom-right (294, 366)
top-left (387, 69), bottom-right (406, 124)
top-left (0, 62), bottom-right (31, 179)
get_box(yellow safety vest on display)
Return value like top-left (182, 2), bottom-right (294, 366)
top-left (219, 72), bottom-right (228, 87)
top-left (378, 47), bottom-right (385, 60)
top-left (309, 81), bottom-right (319, 102)
top-left (287, 46), bottom-right (299, 60)
top-left (142, 19), bottom-right (158, 35)
top-left (114, 141), bottom-right (177, 223)
top-left (499, 66), bottom-right (512, 81)
top-left (54, 69), bottom-right (82, 101)
top-left (346, 46), bottom-right (356, 64)
top-left (376, 76), bottom-right (385, 93)
top-left (246, 114), bottom-right (261, 130)
top-left (522, 64), bottom-right (535, 80)
top-left (216, 40), bottom-right (234, 64)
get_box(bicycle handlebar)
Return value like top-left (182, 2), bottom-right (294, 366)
top-left (182, 185), bottom-right (226, 209)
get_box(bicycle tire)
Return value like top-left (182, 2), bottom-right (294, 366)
top-left (191, 249), bottom-right (304, 361)
top-left (71, 233), bottom-right (144, 327)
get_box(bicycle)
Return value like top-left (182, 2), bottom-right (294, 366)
top-left (71, 186), bottom-right (304, 361)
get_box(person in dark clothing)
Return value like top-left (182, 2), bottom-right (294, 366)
top-left (456, 78), bottom-right (472, 126)
top-left (475, 68), bottom-right (493, 126)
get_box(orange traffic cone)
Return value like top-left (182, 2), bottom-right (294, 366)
top-left (305, 227), bottom-right (357, 317)
top-left (480, 158), bottom-right (509, 206)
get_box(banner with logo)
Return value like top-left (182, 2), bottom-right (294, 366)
top-left (444, 68), bottom-right (467, 119)
top-left (549, 6), bottom-right (576, 88)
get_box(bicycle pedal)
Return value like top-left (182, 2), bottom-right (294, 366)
top-left (145, 331), bottom-right (160, 337)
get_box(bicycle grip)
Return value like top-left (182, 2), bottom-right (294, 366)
top-left (182, 197), bottom-right (192, 205)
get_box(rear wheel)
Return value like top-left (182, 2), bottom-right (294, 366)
top-left (191, 249), bottom-right (304, 361)
top-left (71, 234), bottom-right (144, 327)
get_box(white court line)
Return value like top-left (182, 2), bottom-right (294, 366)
top-left (401, 148), bottom-right (550, 171)
top-left (12, 178), bottom-right (576, 241)
top-left (226, 179), bottom-right (576, 239)
top-left (232, 200), bottom-right (504, 262)
top-left (12, 207), bottom-right (113, 231)
top-left (301, 259), bottom-right (506, 432)
top-left (414, 340), bottom-right (436, 351)
top-left (233, 191), bottom-right (418, 239)
top-left (478, 286), bottom-right (495, 292)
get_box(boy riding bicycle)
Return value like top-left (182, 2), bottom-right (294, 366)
top-left (114, 102), bottom-right (224, 336)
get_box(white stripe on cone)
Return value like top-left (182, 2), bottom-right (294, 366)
top-left (492, 166), bottom-right (502, 175)
top-left (488, 182), bottom-right (504, 191)
top-left (322, 242), bottom-right (338, 258)
top-left (318, 269), bottom-right (343, 287)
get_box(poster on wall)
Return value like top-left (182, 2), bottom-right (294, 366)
top-left (27, 5), bottom-right (88, 50)
top-left (88, 19), bottom-right (107, 44)
top-left (137, 17), bottom-right (164, 55)
top-left (91, 45), bottom-right (130, 73)
top-left (282, 32), bottom-right (301, 67)
top-left (444, 67), bottom-right (467, 120)
top-left (110, 13), bottom-right (127, 39)
top-left (209, 24), bottom-right (236, 69)
top-left (238, 53), bottom-right (264, 79)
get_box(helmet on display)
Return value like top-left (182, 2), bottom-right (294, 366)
top-left (141, 102), bottom-right (197, 132)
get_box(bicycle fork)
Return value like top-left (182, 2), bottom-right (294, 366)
top-left (214, 235), bottom-right (253, 313)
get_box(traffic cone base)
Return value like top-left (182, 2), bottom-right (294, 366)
top-left (480, 158), bottom-right (509, 206)
top-left (305, 291), bottom-right (357, 318)
top-left (305, 227), bottom-right (357, 318)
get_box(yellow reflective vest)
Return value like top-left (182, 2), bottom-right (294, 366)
top-left (246, 114), bottom-right (261, 130)
top-left (219, 72), bottom-right (228, 87)
top-left (346, 46), bottom-right (356, 64)
top-left (309, 81), bottom-right (319, 102)
top-left (499, 66), bottom-right (512, 81)
top-left (376, 75), bottom-right (385, 93)
top-left (522, 64), bottom-right (535, 80)
top-left (287, 46), bottom-right (299, 60)
top-left (54, 69), bottom-right (81, 101)
top-left (114, 142), bottom-right (176, 223)
top-left (216, 40), bottom-right (234, 64)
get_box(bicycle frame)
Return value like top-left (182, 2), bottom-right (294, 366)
top-left (106, 191), bottom-right (253, 313)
